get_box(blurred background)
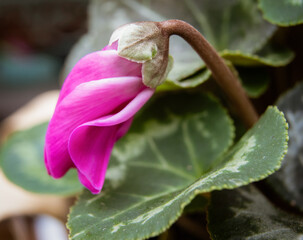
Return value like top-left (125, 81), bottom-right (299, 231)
top-left (0, 1), bottom-right (88, 239)
top-left (0, 0), bottom-right (88, 121)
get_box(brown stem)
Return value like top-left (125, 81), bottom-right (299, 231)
top-left (158, 20), bottom-right (258, 128)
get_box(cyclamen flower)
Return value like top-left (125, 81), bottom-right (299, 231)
top-left (45, 22), bottom-right (171, 194)
top-left (44, 43), bottom-right (155, 194)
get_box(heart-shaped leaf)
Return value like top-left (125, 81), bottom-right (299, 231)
top-left (266, 82), bottom-right (303, 212)
top-left (0, 123), bottom-right (83, 196)
top-left (63, 0), bottom-right (293, 98)
top-left (67, 93), bottom-right (287, 240)
top-left (63, 0), bottom-right (280, 86)
top-left (259, 0), bottom-right (303, 26)
top-left (207, 185), bottom-right (303, 239)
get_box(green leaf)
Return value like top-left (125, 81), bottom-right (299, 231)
top-left (184, 0), bottom-right (276, 53)
top-left (221, 46), bottom-right (295, 67)
top-left (67, 93), bottom-right (287, 240)
top-left (238, 67), bottom-right (271, 98)
top-left (63, 0), bottom-right (287, 94)
top-left (0, 123), bottom-right (83, 196)
top-left (167, 60), bottom-right (206, 83)
top-left (259, 0), bottom-right (303, 26)
top-left (63, 0), bottom-right (277, 87)
top-left (266, 82), bottom-right (303, 212)
top-left (160, 43), bottom-right (294, 92)
top-left (207, 185), bottom-right (303, 239)
top-left (158, 69), bottom-right (211, 91)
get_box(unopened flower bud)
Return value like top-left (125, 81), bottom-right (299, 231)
top-left (109, 22), bottom-right (173, 88)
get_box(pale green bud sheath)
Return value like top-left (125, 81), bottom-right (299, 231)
top-left (110, 20), bottom-right (258, 128)
top-left (109, 22), bottom-right (173, 88)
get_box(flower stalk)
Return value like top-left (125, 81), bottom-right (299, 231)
top-left (157, 20), bottom-right (258, 128)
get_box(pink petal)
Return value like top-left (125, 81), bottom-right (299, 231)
top-left (45, 76), bottom-right (145, 178)
top-left (68, 88), bottom-right (154, 194)
top-left (102, 41), bottom-right (118, 51)
top-left (69, 119), bottom-right (133, 194)
top-left (58, 50), bottom-right (142, 103)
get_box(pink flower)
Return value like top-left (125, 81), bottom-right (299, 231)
top-left (44, 44), bottom-right (155, 194)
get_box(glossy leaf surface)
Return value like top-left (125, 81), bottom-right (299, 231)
top-left (68, 93), bottom-right (287, 240)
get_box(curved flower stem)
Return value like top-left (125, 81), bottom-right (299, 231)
top-left (158, 20), bottom-right (258, 128)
